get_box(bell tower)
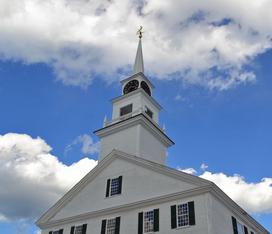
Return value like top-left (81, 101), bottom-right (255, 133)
top-left (94, 28), bottom-right (174, 165)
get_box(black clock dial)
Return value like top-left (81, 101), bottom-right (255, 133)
top-left (123, 80), bottom-right (139, 95)
top-left (141, 81), bottom-right (151, 96)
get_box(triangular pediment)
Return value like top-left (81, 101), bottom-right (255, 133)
top-left (37, 150), bottom-right (212, 227)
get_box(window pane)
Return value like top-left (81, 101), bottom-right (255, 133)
top-left (120, 104), bottom-right (133, 116)
top-left (74, 225), bottom-right (83, 234)
top-left (110, 178), bottom-right (120, 196)
top-left (237, 222), bottom-right (244, 234)
top-left (144, 210), bottom-right (154, 233)
top-left (177, 203), bottom-right (189, 227)
top-left (145, 107), bottom-right (153, 119)
top-left (106, 218), bottom-right (116, 234)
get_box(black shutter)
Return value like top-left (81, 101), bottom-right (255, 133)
top-left (232, 216), bottom-right (238, 234)
top-left (138, 212), bottom-right (143, 234)
top-left (118, 176), bottom-right (123, 194)
top-left (244, 226), bottom-right (248, 234)
top-left (171, 205), bottom-right (177, 229)
top-left (70, 226), bottom-right (75, 234)
top-left (250, 232), bottom-right (255, 234)
top-left (154, 209), bottom-right (159, 232)
top-left (82, 224), bottom-right (87, 234)
top-left (59, 229), bottom-right (63, 234)
top-left (188, 201), bottom-right (195, 225)
top-left (101, 219), bottom-right (107, 234)
top-left (115, 216), bottom-right (121, 234)
top-left (106, 179), bottom-right (111, 197)
top-left (49, 232), bottom-right (52, 234)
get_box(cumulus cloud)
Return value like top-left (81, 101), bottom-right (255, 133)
top-left (65, 134), bottom-right (100, 156)
top-left (178, 167), bottom-right (197, 175)
top-left (200, 172), bottom-right (272, 214)
top-left (200, 163), bottom-right (208, 171)
top-left (0, 0), bottom-right (271, 89)
top-left (178, 164), bottom-right (272, 214)
top-left (0, 133), bottom-right (97, 221)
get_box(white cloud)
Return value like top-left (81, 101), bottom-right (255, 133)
top-left (0, 133), bottom-right (98, 221)
top-left (178, 167), bottom-right (197, 175)
top-left (200, 172), bottom-right (272, 214)
top-left (0, 0), bottom-right (271, 89)
top-left (0, 132), bottom-right (271, 224)
top-left (200, 163), bottom-right (208, 171)
top-left (178, 164), bottom-right (272, 214)
top-left (65, 134), bottom-right (100, 155)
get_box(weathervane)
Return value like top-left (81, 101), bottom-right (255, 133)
top-left (137, 26), bottom-right (144, 39)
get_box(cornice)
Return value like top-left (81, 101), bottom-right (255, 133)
top-left (111, 88), bottom-right (162, 110)
top-left (38, 185), bottom-right (212, 229)
top-left (120, 72), bottom-right (155, 89)
top-left (94, 114), bottom-right (174, 147)
top-left (114, 150), bottom-right (210, 187)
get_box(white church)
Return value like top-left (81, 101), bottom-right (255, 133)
top-left (36, 32), bottom-right (269, 234)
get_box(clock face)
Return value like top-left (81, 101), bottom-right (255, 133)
top-left (123, 80), bottom-right (139, 95)
top-left (141, 81), bottom-right (151, 96)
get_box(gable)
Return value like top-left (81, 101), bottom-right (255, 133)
top-left (51, 157), bottom-right (197, 221)
top-left (37, 150), bottom-right (211, 226)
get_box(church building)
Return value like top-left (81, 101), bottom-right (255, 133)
top-left (36, 31), bottom-right (269, 234)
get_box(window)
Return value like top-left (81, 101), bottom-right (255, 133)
top-left (120, 104), bottom-right (133, 116)
top-left (70, 224), bottom-right (87, 234)
top-left (232, 216), bottom-right (248, 234)
top-left (49, 230), bottom-right (63, 234)
top-left (105, 176), bottom-right (122, 197)
top-left (106, 218), bottom-right (116, 234)
top-left (145, 106), bottom-right (153, 119)
top-left (171, 201), bottom-right (195, 229)
top-left (110, 178), bottom-right (120, 196)
top-left (177, 203), bottom-right (189, 227)
top-left (237, 222), bottom-right (245, 234)
top-left (74, 225), bottom-right (83, 234)
top-left (144, 210), bottom-right (154, 233)
top-left (141, 81), bottom-right (151, 96)
top-left (101, 217), bottom-right (121, 234)
top-left (138, 209), bottom-right (159, 234)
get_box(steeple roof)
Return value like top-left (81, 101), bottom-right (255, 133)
top-left (133, 38), bottom-right (144, 74)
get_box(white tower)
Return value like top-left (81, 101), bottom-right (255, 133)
top-left (94, 34), bottom-right (174, 165)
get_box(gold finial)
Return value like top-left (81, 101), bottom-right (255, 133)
top-left (137, 26), bottom-right (144, 39)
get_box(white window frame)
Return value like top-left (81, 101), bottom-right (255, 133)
top-left (237, 221), bottom-right (245, 234)
top-left (106, 218), bottom-right (116, 234)
top-left (176, 202), bottom-right (190, 228)
top-left (143, 210), bottom-right (154, 233)
top-left (109, 177), bottom-right (120, 196)
top-left (120, 104), bottom-right (133, 117)
top-left (73, 225), bottom-right (84, 234)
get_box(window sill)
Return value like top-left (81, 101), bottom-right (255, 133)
top-left (105, 194), bottom-right (122, 199)
top-left (175, 225), bottom-right (191, 230)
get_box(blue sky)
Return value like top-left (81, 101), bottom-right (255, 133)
top-left (0, 0), bottom-right (272, 233)
top-left (1, 48), bottom-right (272, 233)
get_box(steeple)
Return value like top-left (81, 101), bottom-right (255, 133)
top-left (133, 38), bottom-right (144, 74)
top-left (94, 28), bottom-right (174, 165)
top-left (133, 26), bottom-right (144, 74)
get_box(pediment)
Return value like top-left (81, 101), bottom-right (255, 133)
top-left (37, 150), bottom-right (211, 227)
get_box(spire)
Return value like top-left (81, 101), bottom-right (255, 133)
top-left (133, 26), bottom-right (144, 74)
